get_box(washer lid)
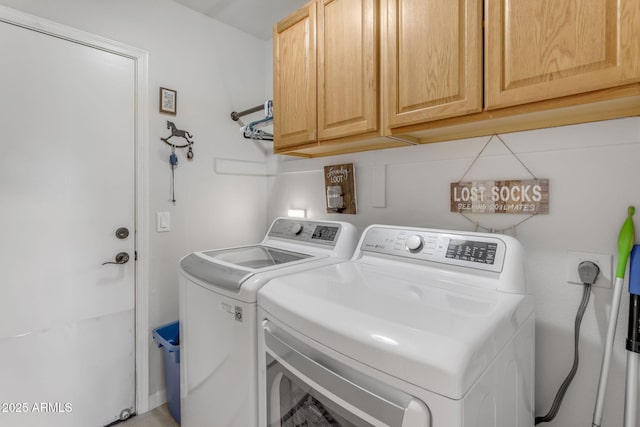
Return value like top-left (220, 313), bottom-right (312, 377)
top-left (180, 245), bottom-right (312, 291)
top-left (258, 261), bottom-right (534, 400)
top-left (202, 245), bottom-right (312, 269)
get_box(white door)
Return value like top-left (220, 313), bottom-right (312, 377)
top-left (0, 18), bottom-right (136, 427)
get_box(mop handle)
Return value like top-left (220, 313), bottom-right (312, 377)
top-left (592, 277), bottom-right (625, 427)
top-left (593, 207), bottom-right (635, 427)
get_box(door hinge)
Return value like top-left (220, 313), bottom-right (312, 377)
top-left (134, 251), bottom-right (138, 261)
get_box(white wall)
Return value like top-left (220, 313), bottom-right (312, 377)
top-left (266, 117), bottom-right (640, 427)
top-left (0, 0), bottom-right (270, 405)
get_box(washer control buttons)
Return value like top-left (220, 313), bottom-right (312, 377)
top-left (405, 235), bottom-right (424, 253)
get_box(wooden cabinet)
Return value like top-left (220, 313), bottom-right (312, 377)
top-left (485, 0), bottom-right (640, 109)
top-left (273, 3), bottom-right (316, 150)
top-left (274, 0), bottom-right (389, 155)
top-left (274, 0), bottom-right (640, 157)
top-left (384, 0), bottom-right (640, 143)
top-left (384, 0), bottom-right (483, 128)
top-left (318, 0), bottom-right (378, 141)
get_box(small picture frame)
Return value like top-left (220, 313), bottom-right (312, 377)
top-left (159, 87), bottom-right (177, 115)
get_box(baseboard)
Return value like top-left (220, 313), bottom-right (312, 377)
top-left (147, 389), bottom-right (167, 412)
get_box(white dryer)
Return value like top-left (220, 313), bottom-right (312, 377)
top-left (179, 218), bottom-right (358, 427)
top-left (257, 224), bottom-right (535, 427)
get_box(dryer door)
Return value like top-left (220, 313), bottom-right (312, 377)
top-left (263, 321), bottom-right (431, 427)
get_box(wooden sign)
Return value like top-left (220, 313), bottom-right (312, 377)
top-left (450, 179), bottom-right (549, 214)
top-left (324, 163), bottom-right (357, 214)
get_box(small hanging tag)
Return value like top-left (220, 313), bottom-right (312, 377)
top-left (170, 147), bottom-right (177, 203)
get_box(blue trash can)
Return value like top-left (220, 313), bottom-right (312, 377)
top-left (152, 321), bottom-right (180, 424)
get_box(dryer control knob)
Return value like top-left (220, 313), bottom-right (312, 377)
top-left (292, 223), bottom-right (303, 235)
top-left (406, 235), bottom-right (424, 253)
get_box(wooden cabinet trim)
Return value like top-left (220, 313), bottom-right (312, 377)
top-left (389, 84), bottom-right (640, 137)
top-left (276, 3), bottom-right (314, 32)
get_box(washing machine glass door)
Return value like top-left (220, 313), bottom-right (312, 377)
top-left (263, 322), bottom-right (431, 427)
top-left (267, 357), bottom-right (370, 427)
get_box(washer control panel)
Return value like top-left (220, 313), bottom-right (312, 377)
top-left (268, 218), bottom-right (341, 246)
top-left (360, 226), bottom-right (506, 272)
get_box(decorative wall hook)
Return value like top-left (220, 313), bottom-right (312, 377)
top-left (161, 121), bottom-right (195, 157)
top-left (161, 121), bottom-right (195, 204)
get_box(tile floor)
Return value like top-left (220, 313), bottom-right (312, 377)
top-left (120, 404), bottom-right (179, 427)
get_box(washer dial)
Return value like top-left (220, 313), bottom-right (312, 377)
top-left (406, 235), bottom-right (424, 253)
top-left (291, 223), bottom-right (303, 235)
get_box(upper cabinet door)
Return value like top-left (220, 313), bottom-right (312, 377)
top-left (385, 0), bottom-right (482, 129)
top-left (273, 2), bottom-right (317, 150)
top-left (486, 0), bottom-right (640, 110)
top-left (317, 0), bottom-right (378, 141)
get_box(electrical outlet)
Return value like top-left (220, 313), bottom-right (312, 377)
top-left (566, 251), bottom-right (613, 288)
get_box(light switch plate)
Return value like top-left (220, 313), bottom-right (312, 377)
top-left (157, 212), bottom-right (170, 232)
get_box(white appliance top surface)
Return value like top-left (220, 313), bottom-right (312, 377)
top-left (258, 225), bottom-right (533, 399)
top-left (179, 218), bottom-right (358, 302)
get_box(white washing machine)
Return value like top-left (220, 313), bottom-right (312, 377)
top-left (179, 218), bottom-right (358, 427)
top-left (257, 224), bottom-right (535, 427)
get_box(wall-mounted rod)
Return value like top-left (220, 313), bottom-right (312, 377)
top-left (230, 104), bottom-right (264, 121)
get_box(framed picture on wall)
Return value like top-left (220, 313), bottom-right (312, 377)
top-left (159, 87), bottom-right (177, 115)
top-left (323, 163), bottom-right (357, 214)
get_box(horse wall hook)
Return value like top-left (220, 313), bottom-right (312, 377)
top-left (162, 120), bottom-right (195, 205)
top-left (161, 121), bottom-right (195, 156)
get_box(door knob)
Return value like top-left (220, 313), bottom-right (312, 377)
top-left (102, 252), bottom-right (130, 265)
top-left (115, 227), bottom-right (129, 239)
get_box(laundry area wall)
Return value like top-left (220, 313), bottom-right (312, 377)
top-left (0, 0), bottom-right (271, 407)
top-left (266, 116), bottom-right (640, 426)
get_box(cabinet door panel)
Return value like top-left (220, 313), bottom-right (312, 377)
top-left (486, 0), bottom-right (640, 109)
top-left (385, 0), bottom-right (482, 128)
top-left (318, 0), bottom-right (378, 141)
top-left (274, 3), bottom-right (317, 149)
